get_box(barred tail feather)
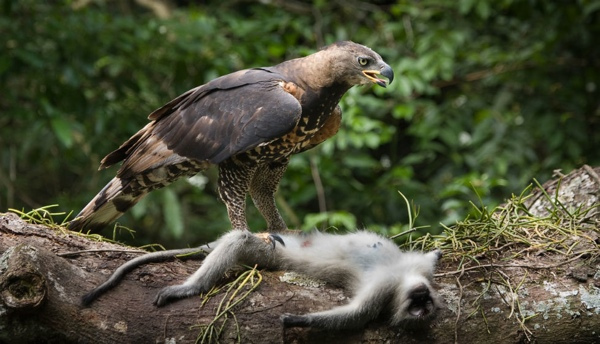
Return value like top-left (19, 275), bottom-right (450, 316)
top-left (68, 177), bottom-right (146, 232)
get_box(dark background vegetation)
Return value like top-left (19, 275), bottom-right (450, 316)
top-left (1, 0), bottom-right (599, 247)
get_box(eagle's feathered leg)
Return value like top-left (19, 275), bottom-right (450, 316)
top-left (217, 159), bottom-right (257, 231)
top-left (249, 159), bottom-right (289, 232)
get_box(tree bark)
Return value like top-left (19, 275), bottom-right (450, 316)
top-left (1, 166), bottom-right (599, 344)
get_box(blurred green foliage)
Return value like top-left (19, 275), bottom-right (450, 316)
top-left (1, 0), bottom-right (599, 246)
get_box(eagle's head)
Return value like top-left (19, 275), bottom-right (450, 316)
top-left (321, 41), bottom-right (394, 88)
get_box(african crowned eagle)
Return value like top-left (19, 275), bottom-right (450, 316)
top-left (68, 41), bottom-right (394, 232)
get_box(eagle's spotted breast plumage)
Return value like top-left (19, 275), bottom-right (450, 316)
top-left (68, 41), bottom-right (394, 232)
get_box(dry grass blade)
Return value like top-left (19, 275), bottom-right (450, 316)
top-left (195, 265), bottom-right (263, 344)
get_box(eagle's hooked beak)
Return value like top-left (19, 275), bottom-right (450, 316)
top-left (363, 63), bottom-right (394, 88)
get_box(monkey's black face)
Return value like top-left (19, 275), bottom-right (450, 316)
top-left (406, 283), bottom-right (437, 318)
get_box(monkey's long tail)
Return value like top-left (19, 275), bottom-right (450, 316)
top-left (68, 177), bottom-right (147, 232)
top-left (81, 245), bottom-right (211, 306)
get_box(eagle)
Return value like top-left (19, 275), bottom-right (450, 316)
top-left (68, 41), bottom-right (394, 232)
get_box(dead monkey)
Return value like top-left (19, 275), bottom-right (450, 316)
top-left (82, 230), bottom-right (441, 330)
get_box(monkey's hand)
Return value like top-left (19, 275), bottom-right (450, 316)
top-left (154, 283), bottom-right (203, 307)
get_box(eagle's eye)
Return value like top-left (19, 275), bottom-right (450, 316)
top-left (358, 57), bottom-right (369, 66)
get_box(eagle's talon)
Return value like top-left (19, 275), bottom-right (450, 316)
top-left (268, 234), bottom-right (285, 248)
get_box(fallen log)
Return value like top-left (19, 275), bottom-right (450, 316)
top-left (1, 166), bottom-right (599, 343)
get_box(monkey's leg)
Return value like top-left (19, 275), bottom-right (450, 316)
top-left (218, 160), bottom-right (257, 231)
top-left (153, 231), bottom-right (282, 306)
top-left (250, 159), bottom-right (289, 232)
top-left (281, 277), bottom-right (392, 329)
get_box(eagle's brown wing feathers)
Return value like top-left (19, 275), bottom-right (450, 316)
top-left (102, 69), bottom-right (302, 179)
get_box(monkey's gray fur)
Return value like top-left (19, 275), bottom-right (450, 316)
top-left (82, 230), bottom-right (441, 330)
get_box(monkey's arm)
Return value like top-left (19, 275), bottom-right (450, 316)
top-left (154, 231), bottom-right (282, 306)
top-left (281, 277), bottom-right (392, 329)
top-left (81, 245), bottom-right (211, 306)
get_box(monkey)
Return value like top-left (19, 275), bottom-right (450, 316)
top-left (82, 230), bottom-right (441, 330)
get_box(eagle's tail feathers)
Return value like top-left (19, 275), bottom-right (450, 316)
top-left (68, 177), bottom-right (146, 232)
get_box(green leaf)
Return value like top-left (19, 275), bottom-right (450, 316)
top-left (393, 104), bottom-right (416, 120)
top-left (50, 118), bottom-right (73, 148)
top-left (329, 211), bottom-right (357, 230)
top-left (302, 212), bottom-right (330, 230)
top-left (302, 211), bottom-right (356, 231)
